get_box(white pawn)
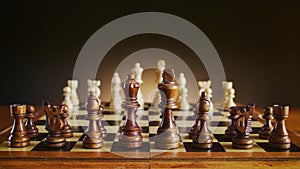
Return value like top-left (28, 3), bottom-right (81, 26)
top-left (222, 81), bottom-right (236, 110)
top-left (110, 72), bottom-right (123, 113)
top-left (205, 88), bottom-right (214, 115)
top-left (156, 59), bottom-right (166, 83)
top-left (67, 80), bottom-right (80, 107)
top-left (177, 73), bottom-right (190, 110)
top-left (132, 63), bottom-right (144, 110)
top-left (151, 60), bottom-right (166, 110)
top-left (180, 88), bottom-right (190, 111)
top-left (62, 86), bottom-right (73, 110)
top-left (198, 80), bottom-right (211, 97)
top-left (87, 79), bottom-right (101, 104)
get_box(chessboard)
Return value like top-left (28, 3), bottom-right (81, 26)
top-left (1, 103), bottom-right (300, 169)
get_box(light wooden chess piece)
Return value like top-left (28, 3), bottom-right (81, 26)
top-left (177, 73), bottom-right (190, 110)
top-left (62, 86), bottom-right (73, 110)
top-left (87, 79), bottom-right (101, 104)
top-left (110, 72), bottom-right (123, 113)
top-left (198, 80), bottom-right (214, 114)
top-left (132, 63), bottom-right (144, 110)
top-left (222, 81), bottom-right (236, 111)
top-left (68, 80), bottom-right (80, 107)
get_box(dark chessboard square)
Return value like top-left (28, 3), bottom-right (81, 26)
top-left (213, 134), bottom-right (231, 142)
top-left (122, 115), bottom-right (148, 121)
top-left (35, 120), bottom-right (46, 126)
top-left (141, 126), bottom-right (149, 133)
top-left (184, 142), bottom-right (225, 152)
top-left (103, 120), bottom-right (121, 126)
top-left (148, 111), bottom-right (160, 115)
top-left (30, 133), bottom-right (48, 141)
top-left (212, 111), bottom-right (223, 116)
top-left (110, 142), bottom-right (150, 152)
top-left (256, 142), bottom-right (300, 152)
top-left (149, 134), bottom-right (156, 142)
top-left (76, 115), bottom-right (85, 120)
top-left (72, 126), bottom-right (86, 133)
top-left (78, 133), bottom-right (116, 141)
top-left (208, 121), bottom-right (230, 127)
top-left (103, 110), bottom-right (124, 115)
top-left (251, 117), bottom-right (257, 121)
top-left (149, 121), bottom-right (161, 126)
top-left (251, 127), bottom-right (260, 134)
top-left (31, 141), bottom-right (77, 151)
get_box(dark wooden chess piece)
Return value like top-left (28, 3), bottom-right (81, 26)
top-left (60, 105), bottom-right (73, 138)
top-left (232, 103), bottom-right (255, 149)
top-left (224, 107), bottom-right (240, 140)
top-left (188, 100), bottom-right (200, 139)
top-left (118, 74), bottom-right (143, 148)
top-left (8, 104), bottom-right (30, 147)
top-left (259, 106), bottom-right (274, 139)
top-left (83, 91), bottom-right (103, 149)
top-left (25, 105), bottom-right (39, 138)
top-left (269, 105), bottom-right (291, 149)
top-left (192, 92), bottom-right (213, 149)
top-left (155, 69), bottom-right (180, 149)
top-left (98, 108), bottom-right (107, 139)
top-left (44, 101), bottom-right (66, 148)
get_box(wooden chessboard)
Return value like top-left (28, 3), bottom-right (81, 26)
top-left (1, 103), bottom-right (300, 169)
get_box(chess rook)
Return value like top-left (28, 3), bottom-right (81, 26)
top-left (25, 105), bottom-right (39, 138)
top-left (83, 91), bottom-right (103, 149)
top-left (155, 69), bottom-right (180, 149)
top-left (8, 104), bottom-right (30, 147)
top-left (269, 105), bottom-right (291, 149)
top-left (232, 103), bottom-right (255, 149)
top-left (44, 102), bottom-right (66, 148)
top-left (60, 105), bottom-right (73, 138)
top-left (192, 92), bottom-right (213, 149)
top-left (259, 106), bottom-right (274, 139)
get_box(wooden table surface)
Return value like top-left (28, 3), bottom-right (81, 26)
top-left (1, 105), bottom-right (300, 169)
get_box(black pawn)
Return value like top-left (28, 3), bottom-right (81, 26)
top-left (259, 106), bottom-right (274, 139)
top-left (25, 105), bottom-right (39, 138)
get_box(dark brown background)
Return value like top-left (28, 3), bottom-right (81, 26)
top-left (1, 1), bottom-right (300, 108)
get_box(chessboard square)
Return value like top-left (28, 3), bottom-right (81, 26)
top-left (103, 114), bottom-right (123, 121)
top-left (137, 115), bottom-right (149, 121)
top-left (36, 125), bottom-right (47, 133)
top-left (149, 134), bottom-right (156, 142)
top-left (181, 134), bottom-right (192, 142)
top-left (137, 120), bottom-right (149, 127)
top-left (149, 115), bottom-right (161, 122)
top-left (183, 142), bottom-right (225, 152)
top-left (105, 126), bottom-right (119, 133)
top-left (150, 142), bottom-right (186, 152)
top-left (0, 141), bottom-right (39, 151)
top-left (175, 116), bottom-right (195, 121)
top-left (176, 121), bottom-right (194, 127)
top-left (69, 120), bottom-right (88, 126)
top-left (251, 127), bottom-right (261, 134)
top-left (173, 110), bottom-right (194, 117)
top-left (30, 133), bottom-right (48, 141)
top-left (71, 141), bottom-right (113, 152)
top-left (250, 134), bottom-right (269, 143)
top-left (148, 111), bottom-right (160, 116)
top-left (141, 126), bottom-right (149, 133)
top-left (71, 126), bottom-right (86, 133)
top-left (208, 126), bottom-right (227, 134)
top-left (110, 142), bottom-right (150, 152)
top-left (39, 115), bottom-right (46, 120)
top-left (208, 121), bottom-right (230, 127)
top-left (178, 127), bottom-right (191, 133)
top-left (102, 110), bottom-right (120, 115)
top-left (35, 120), bottom-right (46, 126)
top-left (104, 120), bottom-right (121, 126)
top-left (213, 134), bottom-right (231, 142)
top-left (220, 142), bottom-right (266, 152)
top-left (66, 133), bottom-right (83, 141)
top-left (76, 115), bottom-right (85, 120)
top-left (256, 142), bottom-right (300, 152)
top-left (252, 121), bottom-right (263, 128)
top-left (141, 133), bottom-right (149, 142)
top-left (31, 141), bottom-right (77, 151)
top-left (149, 126), bottom-right (159, 134)
top-left (210, 116), bottom-right (230, 122)
top-left (149, 120), bottom-right (161, 127)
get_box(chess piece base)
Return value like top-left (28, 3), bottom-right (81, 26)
top-left (232, 137), bottom-right (253, 149)
top-left (46, 135), bottom-right (66, 148)
top-left (62, 127), bottom-right (73, 138)
top-left (8, 134), bottom-right (30, 148)
top-left (118, 132), bottom-right (143, 148)
top-left (155, 129), bottom-right (180, 149)
top-left (192, 142), bottom-right (213, 149)
top-left (8, 141), bottom-right (30, 148)
top-left (82, 134), bottom-right (103, 149)
top-left (155, 141), bottom-right (180, 150)
top-left (259, 131), bottom-right (272, 139)
top-left (268, 142), bottom-right (291, 149)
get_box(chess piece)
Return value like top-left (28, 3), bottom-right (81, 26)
top-left (44, 102), bottom-right (66, 148)
top-left (97, 105), bottom-right (107, 139)
top-left (8, 104), bottom-right (30, 147)
top-left (87, 79), bottom-right (101, 104)
top-left (110, 72), bottom-right (123, 113)
top-left (198, 80), bottom-right (214, 114)
top-left (259, 106), bottom-right (274, 139)
top-left (269, 105), bottom-right (290, 149)
top-left (25, 105), bottom-right (39, 138)
top-left (189, 94), bottom-right (202, 139)
top-left (177, 73), bottom-right (190, 110)
top-left (232, 103), bottom-right (255, 149)
top-left (192, 92), bottom-right (213, 149)
top-left (132, 63), bottom-right (144, 110)
top-left (60, 105), bottom-right (73, 138)
top-left (62, 86), bottom-right (73, 110)
top-left (222, 81), bottom-right (236, 111)
top-left (224, 107), bottom-right (240, 140)
top-left (83, 91), bottom-right (103, 149)
top-left (156, 59), bottom-right (166, 84)
top-left (118, 74), bottom-right (143, 148)
top-left (68, 80), bottom-right (80, 107)
top-left (155, 69), bottom-right (180, 149)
